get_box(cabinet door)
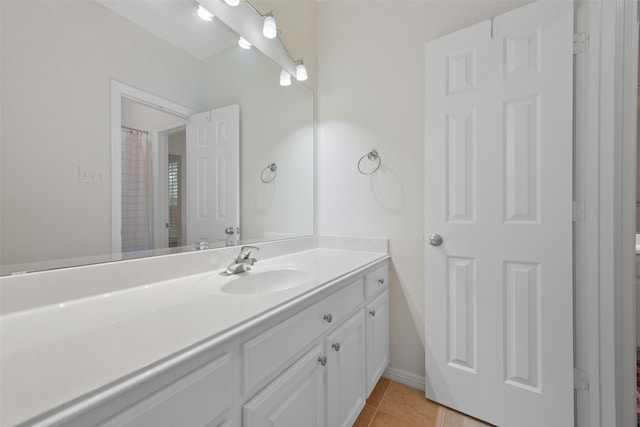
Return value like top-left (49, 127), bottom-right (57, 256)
top-left (325, 311), bottom-right (366, 427)
top-left (366, 290), bottom-right (389, 395)
top-left (243, 346), bottom-right (325, 427)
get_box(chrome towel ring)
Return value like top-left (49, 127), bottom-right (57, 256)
top-left (261, 163), bottom-right (278, 183)
top-left (358, 150), bottom-right (381, 175)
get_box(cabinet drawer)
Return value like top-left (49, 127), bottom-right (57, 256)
top-left (100, 353), bottom-right (232, 427)
top-left (364, 264), bottom-right (389, 299)
top-left (243, 279), bottom-right (363, 394)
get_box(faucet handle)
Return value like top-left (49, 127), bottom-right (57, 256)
top-left (239, 245), bottom-right (260, 259)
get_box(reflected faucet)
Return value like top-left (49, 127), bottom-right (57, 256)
top-left (222, 246), bottom-right (260, 275)
top-left (192, 238), bottom-right (209, 251)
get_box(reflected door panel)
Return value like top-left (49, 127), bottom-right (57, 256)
top-left (187, 105), bottom-right (240, 247)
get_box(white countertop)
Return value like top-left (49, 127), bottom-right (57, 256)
top-left (0, 247), bottom-right (387, 426)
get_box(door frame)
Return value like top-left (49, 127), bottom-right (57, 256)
top-left (151, 124), bottom-right (187, 249)
top-left (110, 81), bottom-right (193, 254)
top-left (575, 1), bottom-right (638, 426)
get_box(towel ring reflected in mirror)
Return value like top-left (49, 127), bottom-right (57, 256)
top-left (358, 150), bottom-right (381, 175)
top-left (261, 163), bottom-right (278, 183)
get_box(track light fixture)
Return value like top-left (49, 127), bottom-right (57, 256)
top-left (280, 70), bottom-right (292, 86)
top-left (238, 37), bottom-right (252, 49)
top-left (223, 0), bottom-right (310, 84)
top-left (294, 60), bottom-right (308, 81)
top-left (197, 5), bottom-right (214, 21)
top-left (262, 12), bottom-right (277, 39)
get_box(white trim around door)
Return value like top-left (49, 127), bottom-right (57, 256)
top-left (574, 1), bottom-right (638, 426)
top-left (110, 81), bottom-right (193, 255)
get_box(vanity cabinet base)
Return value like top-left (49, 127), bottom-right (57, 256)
top-left (24, 259), bottom-right (389, 427)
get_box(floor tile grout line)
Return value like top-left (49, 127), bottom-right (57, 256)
top-left (438, 406), bottom-right (446, 427)
top-left (377, 379), bottom-right (392, 409)
top-left (366, 379), bottom-right (391, 427)
top-left (366, 406), bottom-right (378, 427)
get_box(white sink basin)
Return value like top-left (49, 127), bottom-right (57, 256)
top-left (197, 265), bottom-right (319, 295)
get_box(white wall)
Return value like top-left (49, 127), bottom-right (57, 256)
top-left (203, 48), bottom-right (314, 241)
top-left (1, 1), bottom-right (204, 265)
top-left (316, 0), bottom-right (529, 382)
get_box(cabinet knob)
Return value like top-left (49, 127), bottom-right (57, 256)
top-left (332, 342), bottom-right (341, 352)
top-left (369, 309), bottom-right (377, 317)
top-left (377, 278), bottom-right (384, 285)
top-left (323, 313), bottom-right (333, 323)
top-left (318, 355), bottom-right (327, 366)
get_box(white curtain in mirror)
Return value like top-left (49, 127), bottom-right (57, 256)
top-left (121, 128), bottom-right (151, 252)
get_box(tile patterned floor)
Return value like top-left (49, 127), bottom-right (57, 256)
top-left (354, 378), bottom-right (493, 427)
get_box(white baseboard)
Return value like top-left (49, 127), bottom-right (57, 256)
top-left (382, 367), bottom-right (425, 391)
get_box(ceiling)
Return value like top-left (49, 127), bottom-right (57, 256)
top-left (97, 0), bottom-right (237, 60)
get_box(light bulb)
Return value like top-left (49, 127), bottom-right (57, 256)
top-left (295, 61), bottom-right (308, 81)
top-left (224, 0), bottom-right (240, 5)
top-left (197, 5), bottom-right (213, 21)
top-left (238, 37), bottom-right (252, 50)
top-left (263, 14), bottom-right (277, 39)
top-left (280, 70), bottom-right (291, 86)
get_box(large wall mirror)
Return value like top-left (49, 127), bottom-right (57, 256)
top-left (0, 0), bottom-right (314, 275)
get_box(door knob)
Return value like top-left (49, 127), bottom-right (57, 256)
top-left (428, 234), bottom-right (443, 247)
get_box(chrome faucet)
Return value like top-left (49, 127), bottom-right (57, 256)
top-left (222, 246), bottom-right (260, 275)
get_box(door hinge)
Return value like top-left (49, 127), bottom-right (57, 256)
top-left (572, 201), bottom-right (586, 222)
top-left (574, 368), bottom-right (589, 391)
top-left (573, 33), bottom-right (587, 55)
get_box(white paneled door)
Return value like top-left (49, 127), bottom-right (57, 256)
top-left (187, 105), bottom-right (240, 247)
top-left (424, 2), bottom-right (573, 426)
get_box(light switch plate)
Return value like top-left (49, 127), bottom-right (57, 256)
top-left (78, 167), bottom-right (106, 185)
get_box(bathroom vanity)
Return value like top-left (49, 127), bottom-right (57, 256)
top-left (0, 238), bottom-right (389, 427)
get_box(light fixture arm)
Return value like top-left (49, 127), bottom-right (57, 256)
top-left (242, 0), bottom-right (265, 17)
top-left (197, 0), bottom-right (305, 79)
top-left (238, 0), bottom-right (306, 81)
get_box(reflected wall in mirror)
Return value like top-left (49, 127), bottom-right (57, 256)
top-left (0, 0), bottom-right (314, 275)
